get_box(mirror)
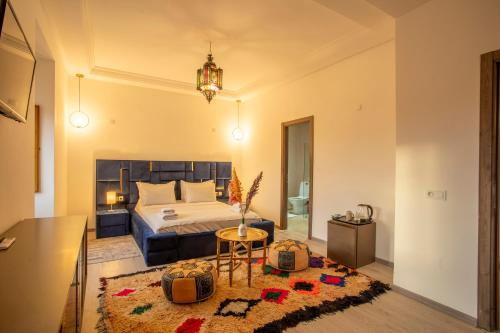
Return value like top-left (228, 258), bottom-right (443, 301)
top-left (0, 0), bottom-right (36, 123)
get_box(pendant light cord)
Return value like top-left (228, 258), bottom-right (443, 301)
top-left (236, 100), bottom-right (241, 127)
top-left (78, 76), bottom-right (81, 113)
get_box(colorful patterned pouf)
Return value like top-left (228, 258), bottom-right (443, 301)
top-left (161, 259), bottom-right (218, 304)
top-left (268, 239), bottom-right (310, 272)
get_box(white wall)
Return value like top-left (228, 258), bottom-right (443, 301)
top-left (34, 58), bottom-right (55, 217)
top-left (65, 79), bottom-right (241, 228)
top-left (240, 41), bottom-right (396, 262)
top-left (394, 0), bottom-right (500, 318)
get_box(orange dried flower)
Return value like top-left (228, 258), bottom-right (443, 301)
top-left (228, 168), bottom-right (243, 205)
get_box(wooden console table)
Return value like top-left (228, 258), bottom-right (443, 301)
top-left (215, 227), bottom-right (268, 287)
top-left (0, 216), bottom-right (87, 333)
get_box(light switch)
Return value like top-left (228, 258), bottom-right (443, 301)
top-left (426, 190), bottom-right (447, 201)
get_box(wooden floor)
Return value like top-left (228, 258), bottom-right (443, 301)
top-left (82, 229), bottom-right (483, 333)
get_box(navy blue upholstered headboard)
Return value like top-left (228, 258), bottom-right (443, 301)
top-left (96, 160), bottom-right (232, 210)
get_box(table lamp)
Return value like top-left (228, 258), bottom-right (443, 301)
top-left (106, 191), bottom-right (117, 211)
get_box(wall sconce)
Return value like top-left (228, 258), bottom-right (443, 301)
top-left (106, 191), bottom-right (117, 211)
top-left (69, 73), bottom-right (89, 128)
top-left (232, 99), bottom-right (244, 141)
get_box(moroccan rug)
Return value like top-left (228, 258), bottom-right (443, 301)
top-left (96, 255), bottom-right (389, 333)
top-left (88, 236), bottom-right (141, 264)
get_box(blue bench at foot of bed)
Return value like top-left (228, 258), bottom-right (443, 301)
top-left (131, 212), bottom-right (275, 266)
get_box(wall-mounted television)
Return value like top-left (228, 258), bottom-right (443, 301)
top-left (0, 0), bottom-right (36, 123)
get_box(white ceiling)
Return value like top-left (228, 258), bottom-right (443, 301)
top-left (40, 0), bottom-right (429, 100)
top-left (365, 0), bottom-right (431, 17)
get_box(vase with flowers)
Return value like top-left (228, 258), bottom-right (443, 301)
top-left (228, 168), bottom-right (263, 237)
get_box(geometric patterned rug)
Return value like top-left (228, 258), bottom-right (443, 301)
top-left (88, 236), bottom-right (141, 265)
top-left (96, 255), bottom-right (390, 333)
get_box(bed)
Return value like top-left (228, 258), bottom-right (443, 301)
top-left (96, 159), bottom-right (274, 266)
top-left (135, 201), bottom-right (262, 234)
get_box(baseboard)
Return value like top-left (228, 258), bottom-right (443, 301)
top-left (375, 257), bottom-right (394, 268)
top-left (311, 236), bottom-right (326, 243)
top-left (391, 285), bottom-right (477, 327)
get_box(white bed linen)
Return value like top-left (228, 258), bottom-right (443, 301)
top-left (135, 201), bottom-right (261, 234)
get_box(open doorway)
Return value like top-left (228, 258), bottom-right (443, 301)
top-left (280, 116), bottom-right (314, 239)
top-left (478, 49), bottom-right (500, 331)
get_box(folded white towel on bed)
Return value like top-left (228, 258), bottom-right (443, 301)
top-left (162, 213), bottom-right (178, 221)
top-left (161, 208), bottom-right (175, 214)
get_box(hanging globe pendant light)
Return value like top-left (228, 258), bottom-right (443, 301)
top-left (196, 42), bottom-right (223, 103)
top-left (69, 73), bottom-right (89, 128)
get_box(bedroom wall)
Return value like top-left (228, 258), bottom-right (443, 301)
top-left (65, 79), bottom-right (240, 228)
top-left (34, 58), bottom-right (55, 218)
top-left (394, 0), bottom-right (500, 318)
top-left (0, 0), bottom-right (78, 234)
top-left (240, 41), bottom-right (396, 262)
top-left (53, 61), bottom-right (69, 217)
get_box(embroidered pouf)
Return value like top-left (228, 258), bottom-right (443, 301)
top-left (161, 259), bottom-right (218, 304)
top-left (268, 239), bottom-right (310, 271)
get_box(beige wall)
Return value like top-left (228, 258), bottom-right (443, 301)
top-left (0, 0), bottom-right (39, 233)
top-left (65, 79), bottom-right (240, 228)
top-left (240, 41), bottom-right (396, 262)
top-left (34, 58), bottom-right (55, 217)
top-left (53, 62), bottom-right (68, 216)
top-left (0, 0), bottom-right (78, 232)
top-left (0, 88), bottom-right (34, 234)
top-left (394, 0), bottom-right (500, 318)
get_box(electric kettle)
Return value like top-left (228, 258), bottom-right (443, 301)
top-left (355, 204), bottom-right (373, 222)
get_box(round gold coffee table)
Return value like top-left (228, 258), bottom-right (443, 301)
top-left (215, 227), bottom-right (268, 287)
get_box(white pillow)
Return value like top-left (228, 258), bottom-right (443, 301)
top-left (183, 181), bottom-right (216, 203)
top-left (136, 181), bottom-right (176, 206)
top-left (180, 180), bottom-right (214, 200)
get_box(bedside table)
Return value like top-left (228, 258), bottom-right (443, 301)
top-left (96, 209), bottom-right (129, 239)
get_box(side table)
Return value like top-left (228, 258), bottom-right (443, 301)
top-left (215, 227), bottom-right (268, 287)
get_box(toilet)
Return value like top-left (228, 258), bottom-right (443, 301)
top-left (288, 181), bottom-right (309, 215)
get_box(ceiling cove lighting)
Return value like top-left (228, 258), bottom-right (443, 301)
top-left (232, 100), bottom-right (244, 141)
top-left (196, 42), bottom-right (223, 103)
top-left (69, 73), bottom-right (89, 128)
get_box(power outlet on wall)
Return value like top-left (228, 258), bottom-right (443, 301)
top-left (426, 190), bottom-right (447, 201)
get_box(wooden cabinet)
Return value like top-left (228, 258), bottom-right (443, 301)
top-left (327, 220), bottom-right (375, 268)
top-left (0, 216), bottom-right (87, 333)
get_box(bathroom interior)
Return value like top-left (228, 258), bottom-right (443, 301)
top-left (287, 122), bottom-right (310, 237)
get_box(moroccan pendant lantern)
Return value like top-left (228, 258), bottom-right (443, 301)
top-left (196, 42), bottom-right (223, 103)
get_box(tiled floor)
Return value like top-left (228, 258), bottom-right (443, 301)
top-left (82, 229), bottom-right (482, 333)
top-left (286, 214), bottom-right (309, 236)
